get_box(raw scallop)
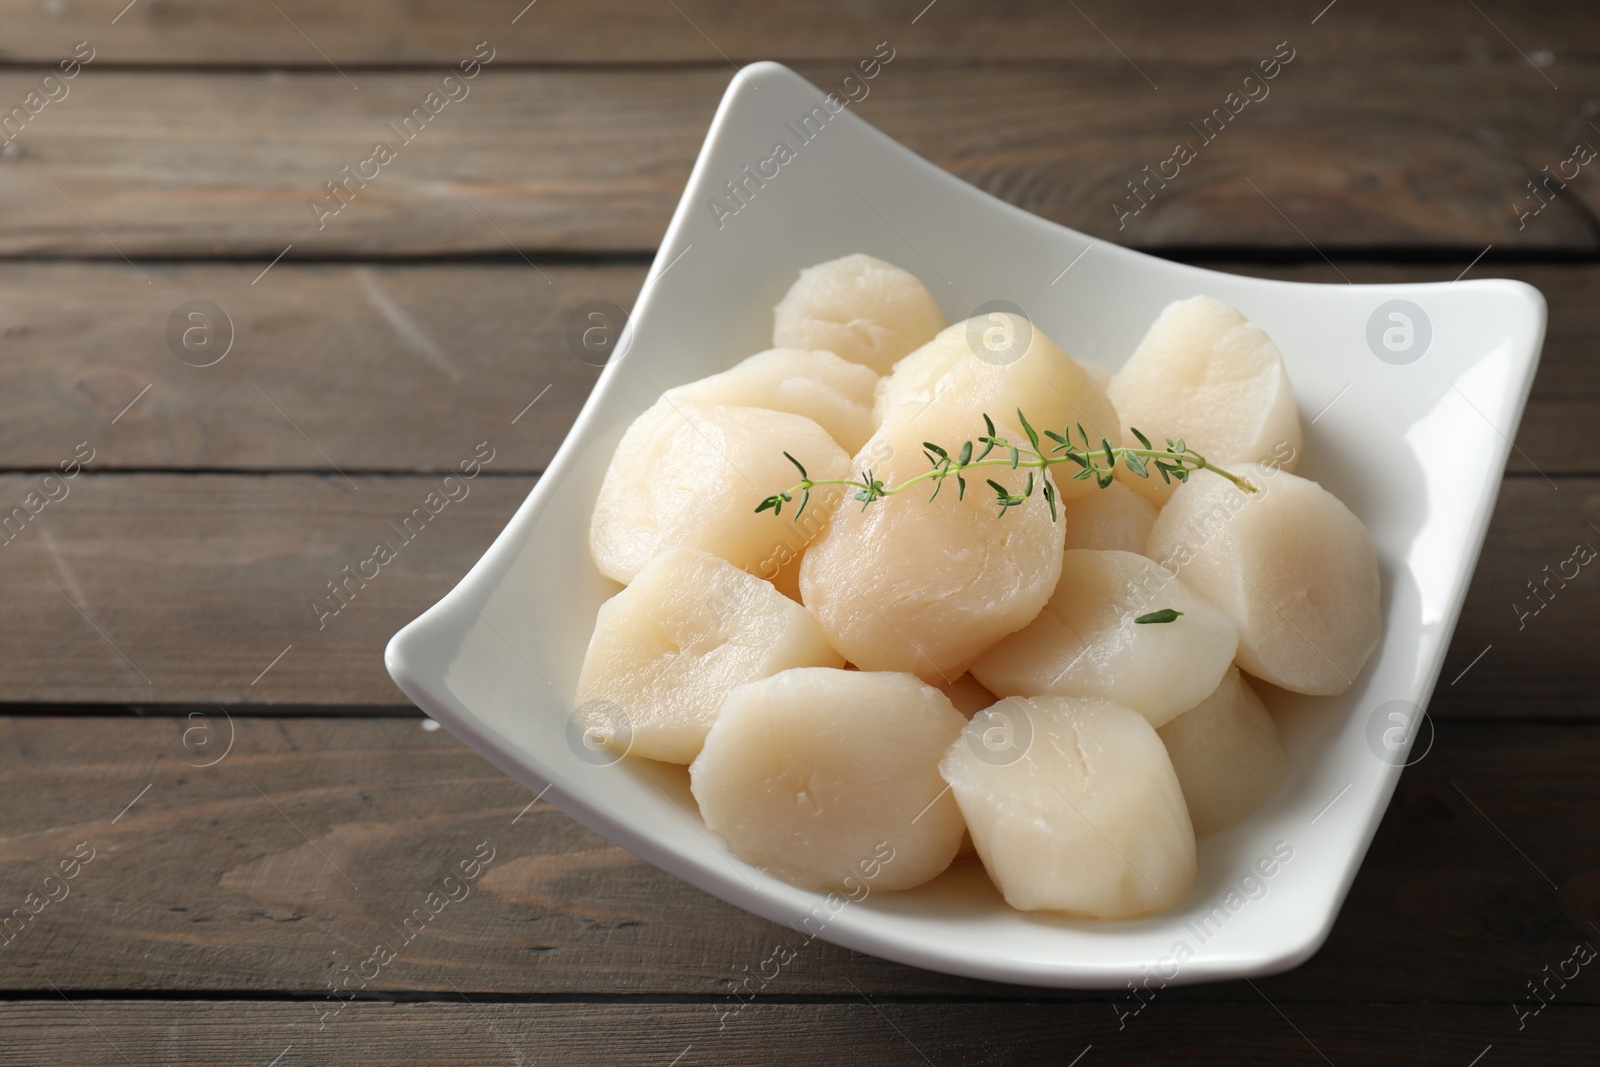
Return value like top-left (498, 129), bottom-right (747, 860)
top-left (1110, 296), bottom-right (1303, 504)
top-left (940, 695), bottom-right (1196, 917)
top-left (799, 403), bottom-right (1065, 685)
top-left (590, 399), bottom-right (849, 584)
top-left (1060, 480), bottom-right (1157, 553)
top-left (1145, 464), bottom-right (1381, 695)
top-left (970, 549), bottom-right (1238, 727)
top-left (772, 254), bottom-right (947, 374)
top-left (669, 347), bottom-right (879, 454)
top-left (875, 315), bottom-right (1120, 496)
top-left (1158, 667), bottom-right (1289, 836)
top-left (575, 547), bottom-right (845, 764)
top-left (690, 668), bottom-right (967, 890)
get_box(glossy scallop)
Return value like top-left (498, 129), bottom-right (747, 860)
top-left (799, 403), bottom-right (1065, 685)
top-left (875, 315), bottom-right (1120, 499)
top-left (1157, 667), bottom-right (1290, 837)
top-left (971, 549), bottom-right (1237, 727)
top-left (772, 254), bottom-right (947, 374)
top-left (1060, 480), bottom-right (1157, 554)
top-left (940, 695), bottom-right (1196, 918)
top-left (1110, 296), bottom-right (1303, 504)
top-left (575, 547), bottom-right (845, 764)
top-left (669, 347), bottom-right (880, 454)
top-left (1146, 465), bottom-right (1381, 695)
top-left (589, 399), bottom-right (849, 584)
top-left (690, 668), bottom-right (968, 890)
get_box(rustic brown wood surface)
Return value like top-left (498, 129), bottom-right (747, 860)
top-left (0, 716), bottom-right (1596, 1007)
top-left (2, 1001), bottom-right (1596, 1067)
top-left (0, 0), bottom-right (1591, 63)
top-left (3, 1001), bottom-right (1599, 1067)
top-left (0, 62), bottom-right (1594, 258)
top-left (2, 0), bottom-right (1597, 1062)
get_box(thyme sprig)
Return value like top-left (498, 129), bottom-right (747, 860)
top-left (756, 409), bottom-right (1257, 521)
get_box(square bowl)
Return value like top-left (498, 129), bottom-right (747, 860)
top-left (386, 62), bottom-right (1545, 987)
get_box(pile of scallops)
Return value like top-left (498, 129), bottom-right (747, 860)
top-left (579, 253), bottom-right (1381, 920)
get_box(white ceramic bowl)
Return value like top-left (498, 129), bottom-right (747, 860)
top-left (386, 62), bottom-right (1545, 987)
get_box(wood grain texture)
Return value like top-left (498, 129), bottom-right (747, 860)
top-left (0, 716), bottom-right (1596, 1005)
top-left (0, 473), bottom-right (533, 705)
top-left (1, 1000), bottom-right (1596, 1066)
top-left (0, 263), bottom-right (613, 472)
top-left (0, 0), bottom-right (1593, 64)
top-left (0, 473), bottom-right (1593, 710)
top-left (0, 261), bottom-right (1593, 474)
top-left (0, 61), bottom-right (1593, 258)
top-left (1447, 477), bottom-right (1600, 719)
top-left (0, 0), bottom-right (1591, 1059)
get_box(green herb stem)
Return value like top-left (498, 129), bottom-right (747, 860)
top-left (756, 410), bottom-right (1257, 521)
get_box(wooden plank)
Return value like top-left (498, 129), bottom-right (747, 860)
top-left (1447, 477), bottom-right (1600, 720)
top-left (0, 263), bottom-right (614, 473)
top-left (0, 62), bottom-right (1593, 258)
top-left (0, 261), bottom-right (1592, 475)
top-left (0, 1000), bottom-right (1595, 1065)
top-left (0, 473), bottom-right (1593, 710)
top-left (0, 715), bottom-right (1596, 1003)
top-left (0, 0), bottom-right (1591, 64)
top-left (0, 473), bottom-right (533, 705)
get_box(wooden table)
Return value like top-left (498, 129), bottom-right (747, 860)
top-left (1, 2), bottom-right (1596, 1062)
